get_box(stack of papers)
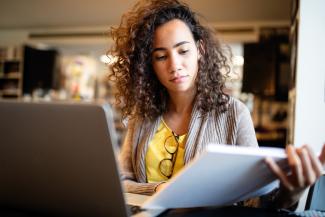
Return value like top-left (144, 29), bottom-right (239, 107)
top-left (143, 144), bottom-right (289, 209)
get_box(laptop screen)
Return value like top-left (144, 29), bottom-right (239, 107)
top-left (0, 101), bottom-right (129, 217)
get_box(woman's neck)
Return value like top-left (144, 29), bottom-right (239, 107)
top-left (162, 89), bottom-right (196, 135)
top-left (167, 89), bottom-right (196, 115)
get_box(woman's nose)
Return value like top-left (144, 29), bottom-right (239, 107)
top-left (169, 53), bottom-right (181, 73)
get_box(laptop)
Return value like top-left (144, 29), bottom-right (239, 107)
top-left (0, 100), bottom-right (164, 217)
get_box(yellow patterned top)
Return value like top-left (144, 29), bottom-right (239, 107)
top-left (145, 119), bottom-right (187, 183)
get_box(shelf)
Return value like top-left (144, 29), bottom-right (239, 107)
top-left (256, 130), bottom-right (285, 141)
top-left (0, 72), bottom-right (21, 79)
top-left (0, 89), bottom-right (21, 96)
top-left (0, 46), bottom-right (23, 99)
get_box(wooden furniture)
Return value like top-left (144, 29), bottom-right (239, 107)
top-left (0, 46), bottom-right (23, 99)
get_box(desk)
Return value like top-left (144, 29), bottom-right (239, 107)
top-left (0, 206), bottom-right (301, 217)
top-left (159, 206), bottom-right (293, 217)
top-left (0, 194), bottom-right (313, 217)
top-left (127, 193), bottom-right (299, 217)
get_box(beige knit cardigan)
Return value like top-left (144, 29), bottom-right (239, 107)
top-left (118, 97), bottom-right (259, 196)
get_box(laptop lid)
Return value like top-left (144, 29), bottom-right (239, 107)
top-left (0, 100), bottom-right (129, 217)
top-left (305, 175), bottom-right (325, 211)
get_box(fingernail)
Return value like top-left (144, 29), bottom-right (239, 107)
top-left (264, 157), bottom-right (271, 164)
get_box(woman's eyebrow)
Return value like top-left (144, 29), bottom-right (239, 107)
top-left (152, 41), bottom-right (190, 53)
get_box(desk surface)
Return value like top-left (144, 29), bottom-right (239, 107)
top-left (159, 206), bottom-right (290, 217)
top-left (0, 206), bottom-right (318, 217)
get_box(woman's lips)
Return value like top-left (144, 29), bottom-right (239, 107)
top-left (170, 75), bottom-right (189, 83)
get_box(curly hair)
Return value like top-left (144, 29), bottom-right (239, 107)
top-left (109, 0), bottom-right (230, 120)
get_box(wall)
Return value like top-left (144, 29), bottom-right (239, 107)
top-left (294, 0), bottom-right (325, 153)
top-left (294, 0), bottom-right (325, 211)
top-left (0, 30), bottom-right (28, 46)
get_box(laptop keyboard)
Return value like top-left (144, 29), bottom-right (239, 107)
top-left (291, 210), bottom-right (325, 217)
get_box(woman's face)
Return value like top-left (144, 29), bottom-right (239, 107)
top-left (152, 19), bottom-right (199, 94)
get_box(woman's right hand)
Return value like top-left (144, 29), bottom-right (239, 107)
top-left (155, 182), bottom-right (167, 193)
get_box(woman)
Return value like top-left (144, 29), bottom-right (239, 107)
top-left (109, 0), bottom-right (325, 209)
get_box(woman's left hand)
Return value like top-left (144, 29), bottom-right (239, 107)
top-left (265, 144), bottom-right (325, 208)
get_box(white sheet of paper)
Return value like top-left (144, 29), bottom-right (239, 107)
top-left (143, 144), bottom-right (288, 209)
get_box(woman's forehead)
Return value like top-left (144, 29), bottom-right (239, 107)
top-left (153, 19), bottom-right (195, 48)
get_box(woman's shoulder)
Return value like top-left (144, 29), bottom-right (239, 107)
top-left (217, 96), bottom-right (250, 119)
top-left (228, 96), bottom-right (248, 111)
top-left (125, 114), bottom-right (161, 132)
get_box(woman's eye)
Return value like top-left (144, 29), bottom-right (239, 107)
top-left (154, 55), bottom-right (167, 61)
top-left (180, 50), bottom-right (189, 54)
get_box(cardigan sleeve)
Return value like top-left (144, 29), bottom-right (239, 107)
top-left (118, 118), bottom-right (136, 181)
top-left (118, 118), bottom-right (164, 195)
top-left (234, 100), bottom-right (258, 147)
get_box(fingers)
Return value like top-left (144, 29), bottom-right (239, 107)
top-left (319, 143), bottom-right (325, 165)
top-left (155, 182), bottom-right (166, 192)
top-left (265, 157), bottom-right (294, 191)
top-left (297, 147), bottom-right (316, 185)
top-left (287, 145), bottom-right (304, 188)
top-left (266, 144), bottom-right (325, 196)
top-left (303, 144), bottom-right (324, 177)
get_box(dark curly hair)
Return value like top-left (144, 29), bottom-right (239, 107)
top-left (109, 0), bottom-right (230, 120)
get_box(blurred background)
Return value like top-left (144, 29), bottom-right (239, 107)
top-left (0, 0), bottom-right (302, 147)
